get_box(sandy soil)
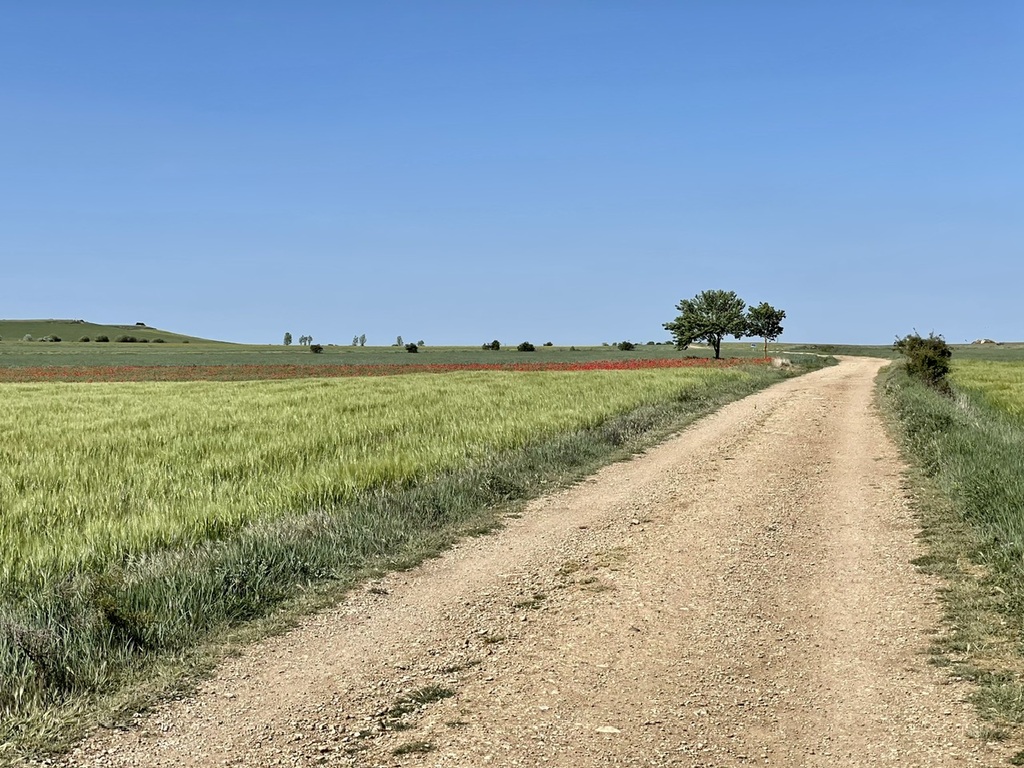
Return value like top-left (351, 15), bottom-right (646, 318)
top-left (58, 357), bottom-right (1009, 767)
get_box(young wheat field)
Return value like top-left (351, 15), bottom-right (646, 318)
top-left (2, 368), bottom-right (757, 590)
top-left (950, 360), bottom-right (1024, 422)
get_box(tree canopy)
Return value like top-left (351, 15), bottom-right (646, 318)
top-left (664, 290), bottom-right (747, 359)
top-left (747, 302), bottom-right (786, 357)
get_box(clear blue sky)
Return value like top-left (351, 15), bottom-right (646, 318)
top-left (3, 2), bottom-right (1021, 345)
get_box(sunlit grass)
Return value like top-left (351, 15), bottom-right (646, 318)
top-left (0, 368), bottom-right (750, 590)
top-left (951, 360), bottom-right (1024, 421)
top-left (882, 362), bottom-right (1024, 731)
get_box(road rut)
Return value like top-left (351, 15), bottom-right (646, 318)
top-left (61, 357), bottom-right (1006, 766)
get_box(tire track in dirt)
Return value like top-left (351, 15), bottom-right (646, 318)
top-left (58, 358), bottom-right (1009, 767)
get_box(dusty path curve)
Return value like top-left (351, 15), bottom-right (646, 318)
top-left (61, 357), bottom-right (1007, 767)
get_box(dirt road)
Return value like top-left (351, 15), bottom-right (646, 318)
top-left (61, 357), bottom-right (1006, 766)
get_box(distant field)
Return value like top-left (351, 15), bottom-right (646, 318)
top-left (0, 338), bottom-right (785, 369)
top-left (786, 342), bottom-right (1024, 362)
top-left (0, 356), bottom-right (761, 383)
top-left (951, 360), bottom-right (1024, 421)
top-left (0, 319), bottom-right (220, 345)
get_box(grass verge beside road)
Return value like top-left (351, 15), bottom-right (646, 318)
top-left (880, 362), bottom-right (1024, 748)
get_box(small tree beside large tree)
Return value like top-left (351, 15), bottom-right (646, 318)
top-left (664, 289), bottom-right (748, 359)
top-left (746, 302), bottom-right (786, 358)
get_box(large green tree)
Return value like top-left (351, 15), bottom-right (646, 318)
top-left (746, 302), bottom-right (786, 358)
top-left (664, 289), bottom-right (747, 359)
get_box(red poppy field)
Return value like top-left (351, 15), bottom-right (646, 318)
top-left (0, 356), bottom-right (768, 383)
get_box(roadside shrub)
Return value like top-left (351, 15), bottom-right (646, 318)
top-left (22, 334), bottom-right (33, 342)
top-left (405, 343), bottom-right (419, 353)
top-left (115, 335), bottom-right (137, 343)
top-left (894, 332), bottom-right (952, 391)
top-left (483, 340), bottom-right (500, 351)
top-left (517, 341), bottom-right (536, 352)
top-left (139, 338), bottom-right (150, 343)
top-left (152, 338), bottom-right (165, 343)
top-left (617, 340), bottom-right (636, 351)
top-left (543, 341), bottom-right (553, 347)
top-left (94, 335), bottom-right (109, 343)
top-left (310, 344), bottom-right (324, 353)
top-left (78, 336), bottom-right (90, 342)
top-left (40, 335), bottom-right (62, 343)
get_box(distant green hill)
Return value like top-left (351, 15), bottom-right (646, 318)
top-left (0, 319), bottom-right (226, 344)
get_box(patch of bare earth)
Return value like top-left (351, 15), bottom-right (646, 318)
top-left (58, 358), bottom-right (1010, 767)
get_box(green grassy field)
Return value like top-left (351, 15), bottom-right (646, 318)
top-left (0, 360), bottom-right (811, 758)
top-left (951, 360), bottom-right (1024, 421)
top-left (0, 319), bottom-right (221, 346)
top-left (882, 356), bottom-right (1024, 743)
top-left (787, 341), bottom-right (1024, 361)
top-left (1, 368), bottom-right (761, 589)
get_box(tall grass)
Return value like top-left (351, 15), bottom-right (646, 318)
top-left (0, 364), bottom-right (801, 758)
top-left (881, 361), bottom-right (1024, 730)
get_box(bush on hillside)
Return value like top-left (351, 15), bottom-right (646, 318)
top-left (617, 340), bottom-right (636, 351)
top-left (405, 343), bottom-right (419, 353)
top-left (517, 341), bottom-right (536, 352)
top-left (894, 332), bottom-right (952, 390)
top-left (79, 336), bottom-right (90, 342)
top-left (94, 335), bottom-right (109, 342)
top-left (310, 344), bottom-right (324, 353)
